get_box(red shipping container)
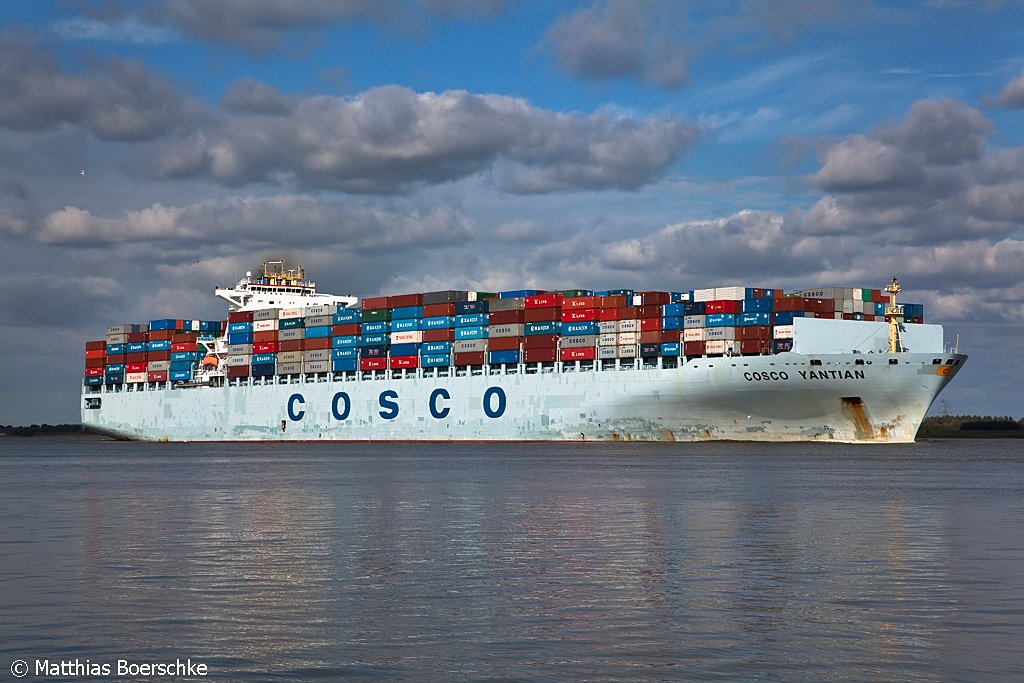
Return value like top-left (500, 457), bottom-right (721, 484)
top-left (660, 330), bottom-right (682, 344)
top-left (171, 332), bottom-right (198, 343)
top-left (488, 309), bottom-right (524, 325)
top-left (525, 293), bottom-right (563, 309)
top-left (228, 310), bottom-right (254, 322)
top-left (85, 357), bottom-right (104, 369)
top-left (226, 365), bottom-right (251, 378)
top-left (524, 334), bottom-right (559, 349)
top-left (171, 342), bottom-right (197, 352)
top-left (773, 298), bottom-right (806, 312)
top-left (127, 331), bottom-right (148, 343)
top-left (705, 300), bottom-right (742, 314)
top-left (639, 330), bottom-right (663, 344)
top-left (524, 307), bottom-right (559, 323)
top-left (422, 328), bottom-right (455, 342)
top-left (524, 347), bottom-right (557, 363)
top-left (149, 330), bottom-right (173, 341)
top-left (487, 336), bottom-right (522, 351)
top-left (639, 317), bottom-right (662, 332)
top-left (279, 339), bottom-right (303, 352)
top-left (126, 362), bottom-right (147, 373)
top-left (637, 304), bottom-right (662, 319)
top-left (597, 295), bottom-right (628, 309)
top-left (639, 291), bottom-right (670, 305)
top-left (560, 347), bottom-right (596, 361)
top-left (85, 340), bottom-right (106, 351)
top-left (740, 339), bottom-right (771, 355)
top-left (147, 350), bottom-right (171, 361)
top-left (564, 296), bottom-right (596, 310)
top-left (360, 357), bottom-right (387, 370)
top-left (842, 313), bottom-right (855, 320)
top-left (422, 302), bottom-right (456, 317)
top-left (361, 296), bottom-right (389, 310)
top-left (735, 326), bottom-right (771, 340)
top-left (147, 370), bottom-right (169, 382)
top-left (683, 341), bottom-right (706, 356)
top-left (304, 338), bottom-right (331, 350)
top-left (253, 341), bottom-right (279, 354)
top-left (863, 314), bottom-right (876, 321)
top-left (84, 348), bottom-right (106, 360)
top-left (389, 293), bottom-right (423, 308)
top-left (616, 307), bottom-right (638, 320)
top-left (389, 355), bottom-right (419, 370)
top-left (332, 323), bottom-right (360, 337)
top-left (453, 351), bottom-right (485, 366)
top-left (561, 308), bottom-right (596, 322)
top-left (125, 352), bottom-right (147, 364)
top-left (813, 312), bottom-right (833, 319)
top-left (253, 330), bottom-right (277, 343)
top-left (597, 307), bottom-right (620, 321)
top-left (84, 367), bottom-right (103, 377)
top-left (105, 354), bottom-right (126, 364)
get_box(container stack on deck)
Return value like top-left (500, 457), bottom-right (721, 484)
top-left (84, 285), bottom-right (926, 386)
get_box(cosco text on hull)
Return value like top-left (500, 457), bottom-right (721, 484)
top-left (286, 386), bottom-right (508, 422)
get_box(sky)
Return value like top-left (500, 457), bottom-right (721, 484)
top-left (1, 0), bottom-right (1023, 425)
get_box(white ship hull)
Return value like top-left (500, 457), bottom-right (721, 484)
top-left (82, 351), bottom-right (966, 443)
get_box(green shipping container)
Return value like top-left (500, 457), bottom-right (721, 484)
top-left (361, 308), bottom-right (392, 322)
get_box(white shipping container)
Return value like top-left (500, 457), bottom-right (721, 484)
top-left (277, 362), bottom-right (302, 374)
top-left (455, 339), bottom-right (487, 353)
top-left (841, 299), bottom-right (855, 314)
top-left (617, 332), bottom-right (637, 345)
top-left (617, 319), bottom-right (639, 333)
top-left (598, 321), bottom-right (617, 334)
top-left (279, 307), bottom-right (303, 319)
top-left (253, 319), bottom-right (277, 332)
top-left (303, 349), bottom-right (331, 362)
top-left (228, 343), bottom-right (252, 355)
top-left (774, 325), bottom-right (794, 339)
top-left (617, 344), bottom-right (637, 358)
top-left (253, 308), bottom-right (279, 321)
top-left (631, 295), bottom-right (643, 306)
top-left (278, 351), bottom-right (302, 364)
top-left (598, 345), bottom-right (618, 359)
top-left (598, 333), bottom-right (618, 347)
top-left (693, 288), bottom-right (717, 302)
top-left (305, 315), bottom-right (332, 327)
top-left (683, 328), bottom-right (706, 342)
top-left (488, 324), bottom-right (523, 338)
top-left (715, 286), bottom-right (746, 301)
top-left (126, 372), bottom-right (148, 384)
top-left (704, 327), bottom-right (736, 341)
top-left (683, 315), bottom-right (705, 329)
top-left (304, 304), bottom-right (332, 317)
top-left (391, 330), bottom-right (423, 343)
top-left (106, 333), bottom-right (128, 344)
top-left (226, 354), bottom-right (250, 367)
top-left (147, 360), bottom-right (170, 371)
top-left (303, 360), bottom-right (330, 373)
top-left (561, 335), bottom-right (596, 349)
top-left (705, 340), bottom-right (727, 354)
top-left (278, 329), bottom-right (304, 340)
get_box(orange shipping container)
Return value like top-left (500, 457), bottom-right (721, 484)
top-left (84, 348), bottom-right (106, 360)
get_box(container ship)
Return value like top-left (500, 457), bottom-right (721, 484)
top-left (81, 261), bottom-right (966, 443)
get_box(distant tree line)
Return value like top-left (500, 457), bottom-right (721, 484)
top-left (0, 424), bottom-right (85, 436)
top-left (919, 414), bottom-right (1023, 434)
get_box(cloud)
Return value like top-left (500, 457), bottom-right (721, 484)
top-left (150, 84), bottom-right (699, 193)
top-left (0, 34), bottom-right (186, 141)
top-left (987, 67), bottom-right (1024, 108)
top-left (542, 0), bottom-right (691, 89)
top-left (50, 15), bottom-right (176, 44)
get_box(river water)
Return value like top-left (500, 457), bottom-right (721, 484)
top-left (1, 438), bottom-right (1022, 681)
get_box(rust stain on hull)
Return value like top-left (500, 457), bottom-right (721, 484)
top-left (841, 396), bottom-right (875, 441)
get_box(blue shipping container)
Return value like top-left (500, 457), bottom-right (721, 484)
top-left (391, 318), bottom-right (421, 332)
top-left (305, 325), bottom-right (331, 339)
top-left (455, 313), bottom-right (488, 327)
top-left (228, 321), bottom-right (252, 334)
top-left (683, 302), bottom-right (706, 315)
top-left (359, 334), bottom-right (389, 347)
top-left (773, 339), bottom-right (794, 353)
top-left (488, 350), bottom-right (520, 364)
top-left (332, 358), bottom-right (358, 372)
top-left (455, 326), bottom-right (488, 340)
top-left (84, 376), bottom-right (103, 386)
top-left (252, 353), bottom-right (276, 365)
top-left (640, 344), bottom-right (659, 358)
top-left (105, 364), bottom-right (126, 373)
top-left (169, 360), bottom-right (194, 372)
top-left (660, 342), bottom-right (681, 356)
top-left (705, 313), bottom-right (736, 328)
top-left (423, 341), bottom-right (452, 355)
top-left (333, 309), bottom-right (361, 324)
top-left (361, 321), bottom-right (389, 334)
top-left (104, 374), bottom-right (124, 384)
top-left (738, 312), bottom-right (770, 327)
top-left (147, 339), bottom-right (173, 351)
top-left (422, 354), bottom-right (451, 367)
top-left (773, 311), bottom-right (805, 325)
top-left (127, 342), bottom-right (146, 353)
top-left (390, 342), bottom-right (420, 357)
top-left (498, 289), bottom-right (539, 298)
top-left (332, 335), bottom-right (358, 348)
top-left (661, 316), bottom-right (682, 330)
top-left (226, 332), bottom-right (252, 346)
top-left (563, 321), bottom-right (598, 336)
top-left (454, 301), bottom-right (488, 314)
top-left (422, 316), bottom-right (455, 330)
top-left (252, 364), bottom-right (275, 377)
top-left (742, 298), bottom-right (773, 313)
top-left (171, 351), bottom-right (199, 362)
top-left (149, 318), bottom-right (177, 331)
top-left (525, 321), bottom-right (561, 335)
top-left (390, 305), bottom-right (423, 320)
top-left (874, 302), bottom-right (886, 316)
top-left (279, 318), bottom-right (304, 330)
top-left (106, 343), bottom-right (125, 355)
top-left (662, 303), bottom-right (686, 317)
top-left (332, 347), bottom-right (358, 360)
top-left (169, 370), bottom-right (193, 382)
top-left (361, 345), bottom-right (388, 358)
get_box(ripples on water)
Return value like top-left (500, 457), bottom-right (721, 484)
top-left (1, 439), bottom-right (1022, 681)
